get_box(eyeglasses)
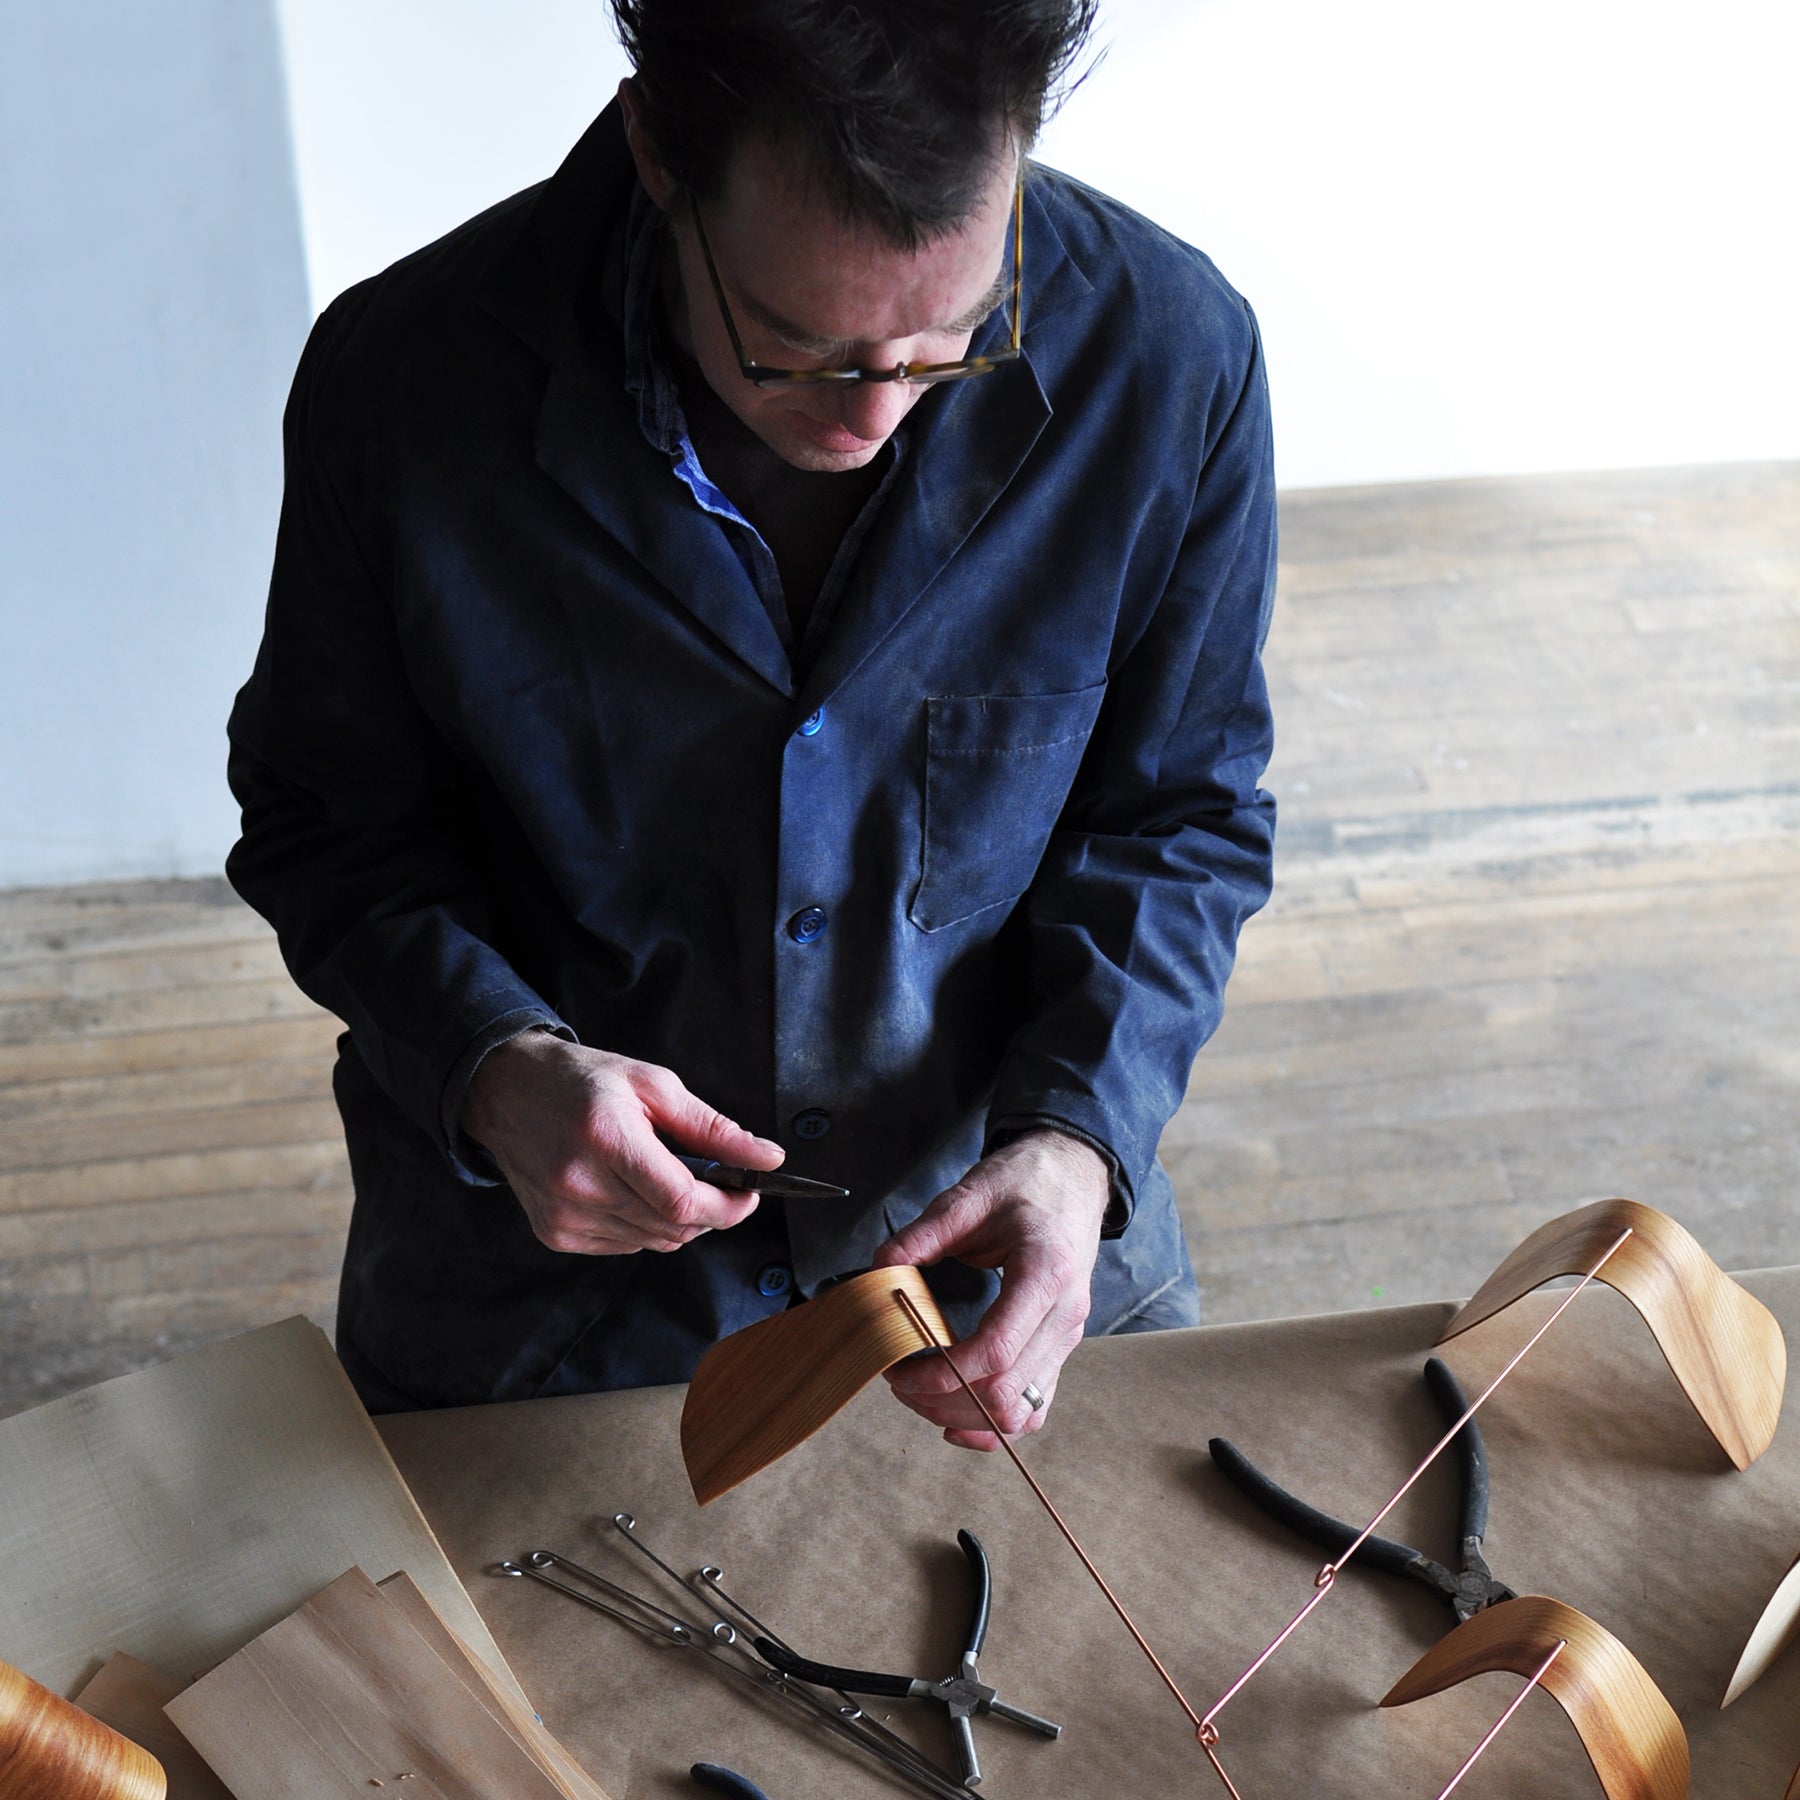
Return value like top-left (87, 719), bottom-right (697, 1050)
top-left (688, 180), bottom-right (1024, 387)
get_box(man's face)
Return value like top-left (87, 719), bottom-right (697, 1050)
top-left (630, 101), bottom-right (1019, 473)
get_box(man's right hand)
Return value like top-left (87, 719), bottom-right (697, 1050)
top-left (461, 1030), bottom-right (785, 1255)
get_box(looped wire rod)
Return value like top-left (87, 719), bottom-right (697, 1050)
top-left (1434, 1639), bottom-right (1566, 1800)
top-left (895, 1223), bottom-right (1631, 1797)
top-left (1200, 1227), bottom-right (1632, 1754)
top-left (893, 1288), bottom-right (1207, 1734)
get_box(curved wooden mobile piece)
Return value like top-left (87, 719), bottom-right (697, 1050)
top-left (1381, 1596), bottom-right (1689, 1800)
top-left (1723, 1549), bottom-right (1800, 1708)
top-left (0, 1658), bottom-right (166, 1800)
top-left (681, 1266), bottom-right (952, 1505)
top-left (1437, 1199), bottom-right (1785, 1471)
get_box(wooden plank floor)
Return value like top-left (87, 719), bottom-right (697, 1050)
top-left (1172, 460), bottom-right (1800, 1321)
top-left (2, 461), bottom-right (1795, 1416)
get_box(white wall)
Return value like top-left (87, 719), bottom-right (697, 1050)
top-left (1034, 0), bottom-right (1800, 488)
top-left (0, 3), bottom-right (311, 889)
top-left (272, 0), bottom-right (630, 313)
top-left (4, 1), bottom-right (1793, 889)
top-left (277, 0), bottom-right (1799, 490)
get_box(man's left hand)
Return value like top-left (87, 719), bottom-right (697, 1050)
top-left (871, 1128), bottom-right (1110, 1450)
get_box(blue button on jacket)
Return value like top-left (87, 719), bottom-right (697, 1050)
top-left (226, 106), bottom-right (1277, 1410)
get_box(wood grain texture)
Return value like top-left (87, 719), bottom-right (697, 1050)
top-left (1723, 1551), bottom-right (1800, 1708)
top-left (373, 1574), bottom-right (611, 1800)
top-left (1437, 1199), bottom-right (1786, 1470)
top-left (0, 1656), bottom-right (165, 1800)
top-left (71, 1655), bottom-right (231, 1800)
top-left (1381, 1595), bottom-right (1689, 1800)
top-left (163, 1567), bottom-right (582, 1800)
top-left (681, 1266), bottom-right (951, 1505)
top-left (0, 1318), bottom-right (527, 1712)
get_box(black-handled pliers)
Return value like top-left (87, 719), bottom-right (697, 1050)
top-left (673, 1153), bottom-right (850, 1200)
top-left (691, 1766), bottom-right (772, 1800)
top-left (1209, 1356), bottom-right (1517, 1624)
top-left (752, 1529), bottom-right (1062, 1788)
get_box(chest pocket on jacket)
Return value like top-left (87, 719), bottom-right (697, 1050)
top-left (910, 682), bottom-right (1108, 933)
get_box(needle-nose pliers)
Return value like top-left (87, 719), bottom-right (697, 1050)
top-left (750, 1528), bottom-right (1061, 1788)
top-left (1209, 1355), bottom-right (1518, 1624)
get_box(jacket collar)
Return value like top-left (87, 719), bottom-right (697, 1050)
top-left (479, 105), bottom-right (1096, 700)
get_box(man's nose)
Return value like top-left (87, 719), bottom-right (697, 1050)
top-left (834, 372), bottom-right (918, 443)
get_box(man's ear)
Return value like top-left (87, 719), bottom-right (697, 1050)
top-left (618, 77), bottom-right (678, 211)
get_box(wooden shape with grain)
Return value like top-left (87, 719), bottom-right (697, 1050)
top-left (373, 1573), bottom-right (611, 1800)
top-left (1380, 1595), bottom-right (1689, 1800)
top-left (1437, 1198), bottom-right (1785, 1471)
top-left (1722, 1549), bottom-right (1800, 1708)
top-left (681, 1265), bottom-right (952, 1505)
top-left (0, 1656), bottom-right (166, 1800)
top-left (71, 1654), bottom-right (230, 1800)
top-left (163, 1566), bottom-right (585, 1800)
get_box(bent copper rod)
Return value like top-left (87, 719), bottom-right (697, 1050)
top-left (1199, 1225), bottom-right (1633, 1747)
top-left (1434, 1638), bottom-right (1566, 1800)
top-left (894, 1287), bottom-right (1208, 1734)
top-left (897, 1224), bottom-right (1630, 1796)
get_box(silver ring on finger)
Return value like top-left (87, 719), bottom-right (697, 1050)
top-left (1020, 1381), bottom-right (1046, 1412)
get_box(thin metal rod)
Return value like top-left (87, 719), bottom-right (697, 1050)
top-left (691, 1561), bottom-right (957, 1781)
top-left (1324, 1227), bottom-right (1633, 1581)
top-left (1191, 1229), bottom-right (1634, 1797)
top-left (893, 1288), bottom-right (1206, 1734)
top-left (503, 1544), bottom-right (975, 1800)
top-left (613, 1515), bottom-right (970, 1797)
top-left (1200, 1224), bottom-right (1632, 1746)
top-left (1434, 1639), bottom-right (1566, 1799)
top-left (1199, 1736), bottom-right (1248, 1800)
top-left (1196, 1578), bottom-right (1338, 1739)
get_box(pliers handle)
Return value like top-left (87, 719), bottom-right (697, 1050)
top-left (753, 1529), bottom-right (991, 1696)
top-left (752, 1529), bottom-right (1059, 1788)
top-left (691, 1766), bottom-right (772, 1800)
top-left (1209, 1357), bottom-right (1516, 1623)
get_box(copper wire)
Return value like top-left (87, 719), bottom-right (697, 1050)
top-left (893, 1287), bottom-right (1207, 1734)
top-left (1433, 1638), bottom-right (1566, 1799)
top-left (1197, 1224), bottom-right (1634, 1793)
top-left (893, 1221), bottom-right (1628, 1797)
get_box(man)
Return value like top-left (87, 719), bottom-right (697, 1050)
top-left (226, 0), bottom-right (1277, 1447)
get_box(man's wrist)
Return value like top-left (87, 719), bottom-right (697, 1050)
top-left (986, 1114), bottom-right (1130, 1237)
top-left (459, 1023), bottom-right (570, 1153)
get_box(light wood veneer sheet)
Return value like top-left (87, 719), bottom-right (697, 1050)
top-left (0, 1317), bottom-right (524, 1710)
top-left (74, 1654), bottom-right (233, 1800)
top-left (380, 1269), bottom-right (1800, 1800)
top-left (164, 1567), bottom-right (578, 1800)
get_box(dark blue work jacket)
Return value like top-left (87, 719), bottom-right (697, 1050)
top-left (226, 105), bottom-right (1278, 1410)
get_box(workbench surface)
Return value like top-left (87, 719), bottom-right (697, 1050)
top-left (380, 1266), bottom-right (1800, 1799)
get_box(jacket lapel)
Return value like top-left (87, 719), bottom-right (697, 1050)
top-left (798, 177), bottom-right (1093, 710)
top-left (481, 121), bottom-right (1099, 708)
top-left (534, 359), bottom-right (794, 695)
top-left (481, 104), bottom-right (794, 696)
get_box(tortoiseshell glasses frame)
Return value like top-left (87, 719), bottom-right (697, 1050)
top-left (688, 179), bottom-right (1024, 388)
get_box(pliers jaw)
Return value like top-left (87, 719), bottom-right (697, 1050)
top-left (1447, 1539), bottom-right (1517, 1623)
top-left (1211, 1355), bottom-right (1520, 1631)
top-left (750, 1529), bottom-right (1062, 1790)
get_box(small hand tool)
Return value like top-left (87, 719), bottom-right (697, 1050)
top-left (1209, 1355), bottom-right (1518, 1625)
top-left (674, 1154), bottom-right (849, 1200)
top-left (501, 1541), bottom-right (972, 1800)
top-left (752, 1528), bottom-right (1061, 1788)
top-left (691, 1765), bottom-right (773, 1800)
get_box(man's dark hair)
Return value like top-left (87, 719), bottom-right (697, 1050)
top-left (609, 0), bottom-right (1100, 248)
